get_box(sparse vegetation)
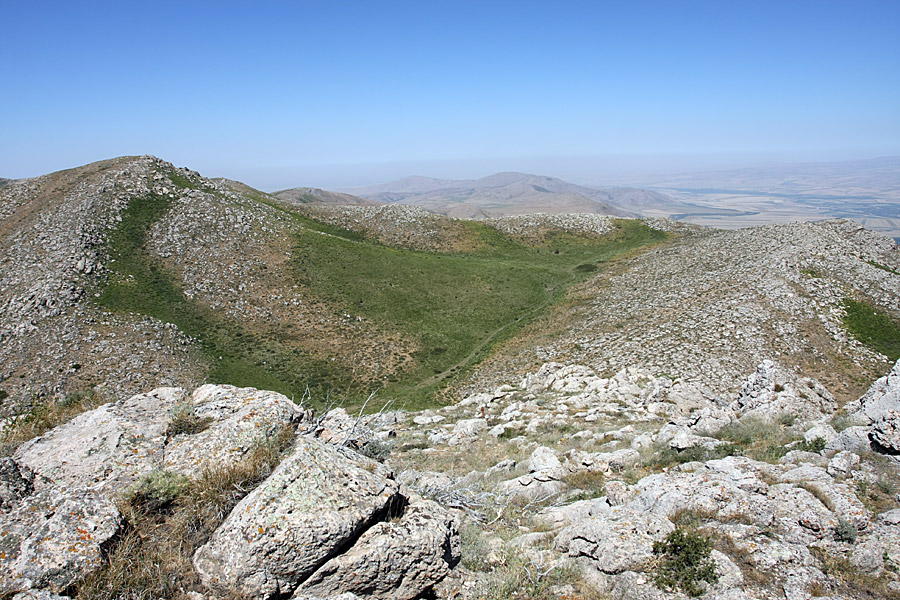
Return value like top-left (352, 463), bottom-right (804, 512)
top-left (652, 527), bottom-right (720, 596)
top-left (866, 260), bottom-right (900, 276)
top-left (715, 417), bottom-right (798, 463)
top-left (358, 439), bottom-right (393, 462)
top-left (834, 518), bottom-right (858, 544)
top-left (810, 546), bottom-right (900, 600)
top-left (72, 426), bottom-right (295, 600)
top-left (0, 390), bottom-right (105, 456)
top-left (165, 403), bottom-right (213, 439)
top-left (842, 297), bottom-right (900, 361)
top-left (796, 437), bottom-right (827, 453)
top-left (123, 470), bottom-right (190, 513)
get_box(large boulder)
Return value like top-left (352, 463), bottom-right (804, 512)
top-left (0, 485), bottom-right (121, 594)
top-left (293, 499), bottom-right (460, 600)
top-left (870, 409), bottom-right (900, 454)
top-left (731, 361), bottom-right (835, 423)
top-left (13, 387), bottom-right (185, 493)
top-left (192, 435), bottom-right (402, 599)
top-left (314, 407), bottom-right (375, 449)
top-left (164, 384), bottom-right (309, 477)
top-left (14, 385), bottom-right (308, 494)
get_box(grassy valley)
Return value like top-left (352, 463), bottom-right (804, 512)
top-left (95, 167), bottom-right (668, 410)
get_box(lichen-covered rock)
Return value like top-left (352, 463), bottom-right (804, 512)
top-left (192, 435), bottom-right (402, 599)
top-left (293, 499), bottom-right (460, 600)
top-left (731, 361), bottom-right (835, 423)
top-left (870, 409), bottom-right (900, 454)
top-left (164, 384), bottom-right (308, 478)
top-left (554, 505), bottom-right (674, 574)
top-left (13, 387), bottom-right (185, 493)
top-left (847, 358), bottom-right (900, 424)
top-left (12, 591), bottom-right (71, 600)
top-left (0, 485), bottom-right (121, 594)
top-left (0, 458), bottom-right (35, 512)
top-left (314, 407), bottom-right (375, 449)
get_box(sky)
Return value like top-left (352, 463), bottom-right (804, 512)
top-left (2, 0), bottom-right (899, 189)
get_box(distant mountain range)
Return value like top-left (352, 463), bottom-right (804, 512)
top-left (341, 172), bottom-right (682, 219)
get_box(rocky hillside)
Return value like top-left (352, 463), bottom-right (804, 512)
top-left (271, 186), bottom-right (380, 207)
top-left (0, 156), bottom-right (671, 412)
top-left (462, 218), bottom-right (900, 406)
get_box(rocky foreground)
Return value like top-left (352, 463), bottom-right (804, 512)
top-left (1, 356), bottom-right (899, 599)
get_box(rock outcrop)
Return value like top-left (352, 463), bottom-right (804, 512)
top-left (192, 435), bottom-right (403, 598)
top-left (1, 384), bottom-right (459, 599)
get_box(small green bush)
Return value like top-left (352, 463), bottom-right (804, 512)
top-left (653, 528), bottom-right (720, 596)
top-left (834, 518), bottom-right (858, 544)
top-left (796, 437), bottom-right (827, 453)
top-left (165, 403), bottom-right (213, 439)
top-left (359, 439), bottom-right (392, 462)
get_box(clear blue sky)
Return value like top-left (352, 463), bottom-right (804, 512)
top-left (2, 0), bottom-right (899, 189)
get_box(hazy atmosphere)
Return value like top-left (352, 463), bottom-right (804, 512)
top-left (2, 0), bottom-right (899, 189)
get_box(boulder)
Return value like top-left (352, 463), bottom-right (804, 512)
top-left (14, 387), bottom-right (185, 493)
top-left (0, 485), bottom-right (121, 594)
top-left (447, 418), bottom-right (487, 446)
top-left (14, 385), bottom-right (307, 493)
top-left (164, 384), bottom-right (308, 477)
top-left (731, 361), bottom-right (835, 423)
top-left (847, 358), bottom-right (900, 424)
top-left (192, 435), bottom-right (402, 599)
top-left (314, 407), bottom-right (375, 449)
top-left (825, 426), bottom-right (873, 454)
top-left (554, 504), bottom-right (674, 574)
top-left (870, 409), bottom-right (900, 454)
top-left (528, 446), bottom-right (561, 473)
top-left (293, 499), bottom-right (459, 600)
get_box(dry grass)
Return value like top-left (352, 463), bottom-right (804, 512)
top-left (70, 426), bottom-right (295, 600)
top-left (0, 390), bottom-right (106, 456)
top-left (809, 546), bottom-right (900, 600)
top-left (854, 452), bottom-right (900, 513)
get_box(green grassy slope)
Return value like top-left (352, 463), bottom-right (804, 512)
top-left (96, 171), bottom-right (667, 409)
top-left (293, 219), bottom-right (667, 408)
top-left (843, 298), bottom-right (900, 361)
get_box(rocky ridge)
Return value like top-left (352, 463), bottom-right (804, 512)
top-left (3, 356), bottom-right (897, 599)
top-left (386, 357), bottom-right (900, 600)
top-left (464, 218), bottom-right (900, 405)
top-left (0, 384), bottom-right (459, 599)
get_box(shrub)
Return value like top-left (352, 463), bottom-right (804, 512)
top-left (124, 470), bottom-right (190, 513)
top-left (358, 439), bottom-right (392, 462)
top-left (653, 528), bottom-right (720, 596)
top-left (796, 437), bottom-right (827, 453)
top-left (834, 518), bottom-right (858, 544)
